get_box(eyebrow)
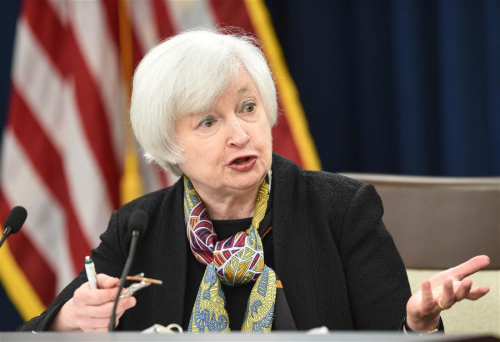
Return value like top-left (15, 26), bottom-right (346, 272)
top-left (238, 86), bottom-right (254, 95)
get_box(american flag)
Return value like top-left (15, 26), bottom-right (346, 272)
top-left (0, 0), bottom-right (320, 328)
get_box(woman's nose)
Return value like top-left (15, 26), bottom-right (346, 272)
top-left (227, 119), bottom-right (250, 148)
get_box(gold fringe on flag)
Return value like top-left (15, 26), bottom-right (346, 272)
top-left (244, 0), bottom-right (322, 171)
top-left (0, 236), bottom-right (45, 320)
top-left (118, 0), bottom-right (145, 204)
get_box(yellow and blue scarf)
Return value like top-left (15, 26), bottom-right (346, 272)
top-left (183, 174), bottom-right (278, 333)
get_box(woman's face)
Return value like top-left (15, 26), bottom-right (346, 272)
top-left (175, 68), bottom-right (273, 198)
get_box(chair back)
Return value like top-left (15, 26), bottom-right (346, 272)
top-left (342, 174), bottom-right (500, 336)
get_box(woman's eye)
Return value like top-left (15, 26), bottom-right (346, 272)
top-left (198, 116), bottom-right (215, 128)
top-left (243, 102), bottom-right (255, 113)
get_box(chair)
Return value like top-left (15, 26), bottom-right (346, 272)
top-left (342, 173), bottom-right (500, 336)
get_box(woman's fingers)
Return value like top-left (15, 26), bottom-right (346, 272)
top-left (78, 317), bottom-right (114, 332)
top-left (77, 296), bottom-right (136, 319)
top-left (74, 285), bottom-right (121, 306)
top-left (466, 286), bottom-right (490, 300)
top-left (454, 279), bottom-right (472, 302)
top-left (407, 260), bottom-right (491, 333)
top-left (438, 278), bottom-right (455, 310)
top-left (113, 296), bottom-right (137, 319)
top-left (69, 275), bottom-right (137, 332)
top-left (436, 278), bottom-right (489, 310)
top-left (420, 280), bottom-right (436, 313)
top-left (96, 273), bottom-right (120, 288)
top-left (448, 255), bottom-right (490, 281)
top-left (428, 255), bottom-right (491, 286)
top-left (74, 296), bottom-right (136, 332)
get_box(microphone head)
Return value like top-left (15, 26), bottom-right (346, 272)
top-left (128, 209), bottom-right (148, 237)
top-left (4, 206), bottom-right (28, 234)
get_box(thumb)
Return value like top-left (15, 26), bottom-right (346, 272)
top-left (96, 273), bottom-right (120, 289)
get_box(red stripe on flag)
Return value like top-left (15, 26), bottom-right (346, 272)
top-left (23, 0), bottom-right (121, 209)
top-left (153, 0), bottom-right (175, 38)
top-left (271, 101), bottom-right (303, 165)
top-left (129, 3), bottom-right (173, 189)
top-left (8, 87), bottom-right (92, 273)
top-left (131, 29), bottom-right (145, 69)
top-left (23, 0), bottom-right (71, 77)
top-left (208, 0), bottom-right (254, 33)
top-left (67, 26), bottom-right (121, 208)
top-left (101, 0), bottom-right (120, 50)
top-left (158, 170), bottom-right (170, 188)
top-left (1, 194), bottom-right (56, 306)
top-left (207, 1), bottom-right (304, 167)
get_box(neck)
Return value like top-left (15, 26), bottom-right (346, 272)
top-left (194, 186), bottom-right (260, 220)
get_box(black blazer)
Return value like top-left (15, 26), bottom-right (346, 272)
top-left (19, 154), bottom-right (411, 331)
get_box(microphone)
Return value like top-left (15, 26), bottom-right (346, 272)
top-left (0, 206), bottom-right (28, 248)
top-left (109, 209), bottom-right (148, 332)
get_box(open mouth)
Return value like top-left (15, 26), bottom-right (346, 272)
top-left (228, 155), bottom-right (257, 170)
top-left (231, 157), bottom-right (251, 165)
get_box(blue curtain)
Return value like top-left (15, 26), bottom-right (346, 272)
top-left (0, 1), bottom-right (20, 142)
top-left (0, 0), bottom-right (23, 332)
top-left (265, 0), bottom-right (500, 176)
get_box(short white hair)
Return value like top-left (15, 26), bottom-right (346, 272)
top-left (130, 28), bottom-right (278, 176)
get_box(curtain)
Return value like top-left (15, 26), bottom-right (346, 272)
top-left (265, 0), bottom-right (499, 176)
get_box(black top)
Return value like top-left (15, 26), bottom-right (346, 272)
top-left (183, 217), bottom-right (275, 331)
top-left (18, 154), bottom-right (411, 332)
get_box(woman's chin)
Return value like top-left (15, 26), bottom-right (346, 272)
top-left (225, 170), bottom-right (267, 192)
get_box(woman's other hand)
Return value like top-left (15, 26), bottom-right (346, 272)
top-left (50, 274), bottom-right (136, 332)
top-left (405, 255), bottom-right (490, 332)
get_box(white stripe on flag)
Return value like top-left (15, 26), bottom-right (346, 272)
top-left (1, 131), bottom-right (74, 291)
top-left (128, 0), bottom-right (178, 191)
top-left (12, 19), bottom-right (112, 247)
top-left (165, 0), bottom-right (216, 32)
top-left (128, 0), bottom-right (160, 53)
top-left (67, 0), bottom-right (125, 167)
top-left (46, 0), bottom-right (67, 23)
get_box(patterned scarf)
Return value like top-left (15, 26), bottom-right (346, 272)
top-left (183, 173), bottom-right (278, 333)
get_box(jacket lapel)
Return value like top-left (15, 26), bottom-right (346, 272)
top-left (271, 154), bottom-right (316, 330)
top-left (153, 180), bottom-right (188, 326)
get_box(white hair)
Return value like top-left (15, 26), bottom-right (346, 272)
top-left (130, 28), bottom-right (278, 176)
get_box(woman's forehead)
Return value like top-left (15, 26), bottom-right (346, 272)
top-left (177, 68), bottom-right (259, 119)
top-left (223, 69), bottom-right (259, 96)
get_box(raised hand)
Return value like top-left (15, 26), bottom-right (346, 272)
top-left (405, 255), bottom-right (490, 332)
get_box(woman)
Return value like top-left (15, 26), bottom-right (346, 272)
top-left (18, 28), bottom-right (490, 333)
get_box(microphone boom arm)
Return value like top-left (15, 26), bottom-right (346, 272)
top-left (108, 230), bottom-right (140, 332)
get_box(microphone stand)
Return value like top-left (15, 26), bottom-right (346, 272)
top-left (0, 227), bottom-right (13, 248)
top-left (108, 230), bottom-right (140, 332)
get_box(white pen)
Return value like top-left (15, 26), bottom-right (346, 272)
top-left (85, 256), bottom-right (98, 289)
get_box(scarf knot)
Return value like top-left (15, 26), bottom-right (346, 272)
top-left (183, 174), bottom-right (277, 332)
